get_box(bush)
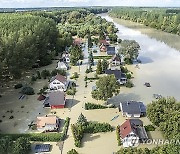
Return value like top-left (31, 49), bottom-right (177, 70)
top-left (84, 76), bottom-right (88, 81)
top-left (62, 117), bottom-right (70, 140)
top-left (125, 80), bottom-right (134, 88)
top-left (93, 50), bottom-right (97, 53)
top-left (66, 87), bottom-right (76, 95)
top-left (85, 102), bottom-right (108, 110)
top-left (14, 84), bottom-right (23, 89)
top-left (70, 72), bottom-right (79, 79)
top-left (85, 69), bottom-right (90, 74)
top-left (120, 66), bottom-right (129, 73)
top-left (144, 124), bottom-right (156, 131)
top-left (67, 149), bottom-right (79, 154)
top-left (31, 75), bottom-right (37, 82)
top-left (126, 73), bottom-right (132, 79)
top-left (21, 86), bottom-right (35, 95)
top-left (36, 71), bottom-right (41, 79)
top-left (41, 69), bottom-right (50, 79)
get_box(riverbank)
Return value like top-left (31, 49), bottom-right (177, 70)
top-left (111, 16), bottom-right (180, 51)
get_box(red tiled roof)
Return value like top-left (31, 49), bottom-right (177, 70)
top-left (99, 40), bottom-right (109, 46)
top-left (37, 116), bottom-right (57, 128)
top-left (50, 74), bottom-right (67, 84)
top-left (112, 55), bottom-right (121, 62)
top-left (120, 119), bottom-right (137, 139)
top-left (37, 95), bottom-right (46, 101)
top-left (73, 38), bottom-right (82, 45)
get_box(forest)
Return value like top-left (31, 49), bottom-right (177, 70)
top-left (0, 8), bottom-right (116, 80)
top-left (109, 8), bottom-right (180, 35)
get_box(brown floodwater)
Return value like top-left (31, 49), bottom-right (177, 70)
top-left (100, 14), bottom-right (180, 104)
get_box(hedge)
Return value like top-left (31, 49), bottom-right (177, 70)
top-left (116, 126), bottom-right (122, 146)
top-left (85, 102), bottom-right (108, 110)
top-left (0, 133), bottom-right (63, 142)
top-left (93, 56), bottom-right (112, 59)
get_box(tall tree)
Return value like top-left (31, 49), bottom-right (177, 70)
top-left (96, 60), bottom-right (102, 74)
top-left (92, 75), bottom-right (120, 101)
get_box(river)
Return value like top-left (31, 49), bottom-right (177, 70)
top-left (100, 14), bottom-right (180, 104)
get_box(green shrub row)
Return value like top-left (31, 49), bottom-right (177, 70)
top-left (93, 56), bottom-right (112, 59)
top-left (71, 114), bottom-right (114, 147)
top-left (61, 117), bottom-right (70, 140)
top-left (85, 102), bottom-right (108, 110)
top-left (84, 122), bottom-right (114, 133)
top-left (0, 133), bottom-right (63, 142)
top-left (116, 126), bottom-right (122, 146)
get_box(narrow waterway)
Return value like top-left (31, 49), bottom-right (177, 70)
top-left (100, 14), bottom-right (180, 104)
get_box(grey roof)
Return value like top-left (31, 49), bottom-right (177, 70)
top-left (129, 119), bottom-right (143, 126)
top-left (35, 144), bottom-right (51, 153)
top-left (136, 127), bottom-right (148, 139)
top-left (46, 91), bottom-right (65, 106)
top-left (105, 69), bottom-right (126, 80)
top-left (120, 101), bottom-right (146, 114)
top-left (105, 69), bottom-right (121, 79)
top-left (107, 46), bottom-right (115, 55)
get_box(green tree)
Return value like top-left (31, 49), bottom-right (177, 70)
top-left (0, 136), bottom-right (13, 154)
top-left (77, 113), bottom-right (87, 126)
top-left (69, 45), bottom-right (83, 66)
top-left (101, 59), bottom-right (108, 73)
top-left (12, 137), bottom-right (31, 154)
top-left (88, 33), bottom-right (93, 48)
top-left (88, 50), bottom-right (94, 66)
top-left (92, 75), bottom-right (120, 101)
top-left (96, 60), bottom-right (102, 74)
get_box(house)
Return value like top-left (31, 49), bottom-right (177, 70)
top-left (99, 44), bottom-right (107, 52)
top-left (119, 119), bottom-right (148, 147)
top-left (49, 74), bottom-right (69, 91)
top-left (36, 115), bottom-right (59, 132)
top-left (62, 51), bottom-right (70, 63)
top-left (105, 69), bottom-right (127, 85)
top-left (107, 46), bottom-right (116, 55)
top-left (73, 38), bottom-right (83, 46)
top-left (34, 144), bottom-right (51, 153)
top-left (111, 54), bottom-right (121, 66)
top-left (37, 95), bottom-right (46, 101)
top-left (99, 40), bottom-right (109, 46)
top-left (56, 61), bottom-right (68, 71)
top-left (120, 101), bottom-right (146, 117)
top-left (44, 91), bottom-right (66, 109)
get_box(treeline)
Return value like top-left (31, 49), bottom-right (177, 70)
top-left (0, 14), bottom-right (58, 79)
top-left (109, 8), bottom-right (180, 35)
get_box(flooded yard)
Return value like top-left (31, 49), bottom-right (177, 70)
top-left (100, 14), bottom-right (180, 104)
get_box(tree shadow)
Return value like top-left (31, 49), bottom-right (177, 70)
top-left (65, 99), bottom-right (80, 108)
top-left (81, 133), bottom-right (101, 147)
top-left (107, 93), bottom-right (141, 107)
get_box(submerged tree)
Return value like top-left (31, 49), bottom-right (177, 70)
top-left (92, 75), bottom-right (120, 101)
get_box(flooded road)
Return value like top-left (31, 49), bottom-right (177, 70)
top-left (100, 14), bottom-right (180, 104)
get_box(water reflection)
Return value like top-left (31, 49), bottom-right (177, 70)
top-left (100, 14), bottom-right (180, 103)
